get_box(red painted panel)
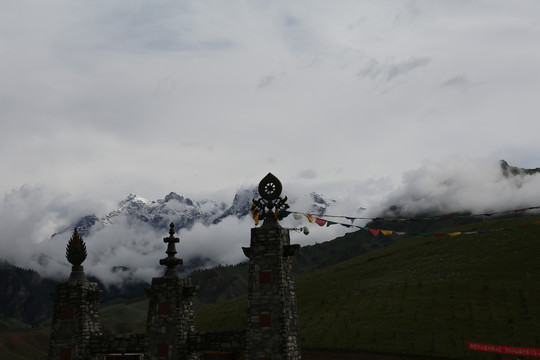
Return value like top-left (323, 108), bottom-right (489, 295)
top-left (62, 307), bottom-right (74, 320)
top-left (259, 313), bottom-right (271, 327)
top-left (157, 343), bottom-right (169, 357)
top-left (60, 348), bottom-right (71, 360)
top-left (259, 271), bottom-right (271, 284)
top-left (158, 302), bottom-right (170, 315)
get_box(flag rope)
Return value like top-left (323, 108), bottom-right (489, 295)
top-left (273, 206), bottom-right (540, 238)
top-left (288, 205), bottom-right (540, 223)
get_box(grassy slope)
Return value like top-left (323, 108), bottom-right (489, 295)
top-left (3, 214), bottom-right (540, 359)
top-left (99, 297), bottom-right (149, 334)
top-left (0, 318), bottom-right (49, 360)
top-left (190, 227), bottom-right (405, 306)
top-left (195, 214), bottom-right (540, 359)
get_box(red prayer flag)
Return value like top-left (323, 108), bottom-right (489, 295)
top-left (368, 228), bottom-right (380, 237)
top-left (315, 218), bottom-right (327, 226)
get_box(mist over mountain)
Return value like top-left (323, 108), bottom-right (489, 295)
top-left (51, 192), bottom-right (231, 238)
top-left (1, 158), bottom-right (539, 287)
top-left (0, 185), bottom-right (354, 286)
top-left (375, 158), bottom-right (540, 218)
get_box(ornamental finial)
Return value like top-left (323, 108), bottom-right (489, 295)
top-left (66, 228), bottom-right (88, 282)
top-left (66, 228), bottom-right (87, 266)
top-left (159, 222), bottom-right (183, 277)
top-left (251, 173), bottom-right (290, 223)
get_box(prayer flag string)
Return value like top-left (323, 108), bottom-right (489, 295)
top-left (280, 205), bottom-right (540, 224)
top-left (275, 210), bottom-right (540, 238)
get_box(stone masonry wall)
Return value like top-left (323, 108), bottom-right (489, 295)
top-left (245, 218), bottom-right (301, 360)
top-left (90, 334), bottom-right (146, 357)
top-left (145, 275), bottom-right (198, 360)
top-left (190, 330), bottom-right (246, 352)
top-left (48, 280), bottom-right (102, 360)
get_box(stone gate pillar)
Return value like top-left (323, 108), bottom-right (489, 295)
top-left (48, 229), bottom-right (102, 360)
top-left (243, 173), bottom-right (301, 360)
top-left (145, 223), bottom-right (198, 360)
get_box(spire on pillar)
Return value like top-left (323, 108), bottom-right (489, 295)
top-left (66, 228), bottom-right (88, 282)
top-left (159, 222), bottom-right (183, 277)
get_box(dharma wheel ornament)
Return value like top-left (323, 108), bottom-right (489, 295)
top-left (251, 173), bottom-right (290, 223)
top-left (66, 228), bottom-right (88, 282)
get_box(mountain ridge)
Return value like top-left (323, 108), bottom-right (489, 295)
top-left (51, 189), bottom-right (337, 239)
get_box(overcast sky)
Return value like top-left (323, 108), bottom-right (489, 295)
top-left (3, 1), bottom-right (540, 282)
top-left (2, 1), bottom-right (540, 204)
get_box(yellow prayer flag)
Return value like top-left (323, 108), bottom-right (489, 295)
top-left (305, 214), bottom-right (314, 223)
top-left (448, 232), bottom-right (461, 237)
top-left (381, 230), bottom-right (393, 236)
top-left (253, 211), bottom-right (259, 225)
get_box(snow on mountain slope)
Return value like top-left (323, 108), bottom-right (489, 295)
top-left (42, 188), bottom-right (350, 285)
top-left (53, 192), bottom-right (229, 238)
top-left (54, 189), bottom-right (340, 240)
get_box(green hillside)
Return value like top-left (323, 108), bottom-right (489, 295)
top-left (196, 214), bottom-right (540, 359)
top-left (99, 297), bottom-right (149, 334)
top-left (190, 226), bottom-right (406, 306)
top-left (0, 319), bottom-right (49, 360)
top-left (3, 214), bottom-right (540, 359)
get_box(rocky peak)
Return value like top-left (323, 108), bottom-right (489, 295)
top-left (500, 159), bottom-right (540, 177)
top-left (308, 192), bottom-right (335, 215)
top-left (163, 192), bottom-right (194, 206)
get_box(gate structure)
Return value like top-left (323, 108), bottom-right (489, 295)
top-left (48, 174), bottom-right (301, 360)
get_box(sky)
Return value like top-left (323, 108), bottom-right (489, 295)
top-left (2, 1), bottom-right (540, 284)
top-left (2, 1), bottom-right (540, 201)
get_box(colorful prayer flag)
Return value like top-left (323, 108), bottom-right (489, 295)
top-left (252, 212), bottom-right (259, 225)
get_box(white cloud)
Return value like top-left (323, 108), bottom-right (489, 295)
top-left (2, 156), bottom-right (540, 286)
top-left (441, 75), bottom-right (473, 89)
top-left (375, 157), bottom-right (540, 217)
top-left (2, 1), bottom-right (540, 200)
top-left (2, 1), bottom-right (540, 283)
top-left (386, 57), bottom-right (431, 81)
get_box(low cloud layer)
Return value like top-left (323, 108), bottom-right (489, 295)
top-left (1, 158), bottom-right (540, 286)
top-left (374, 157), bottom-right (540, 217)
top-left (0, 184), bottom-right (364, 286)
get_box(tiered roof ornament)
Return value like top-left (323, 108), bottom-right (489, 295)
top-left (66, 228), bottom-right (88, 282)
top-left (251, 173), bottom-right (290, 225)
top-left (159, 222), bottom-right (183, 277)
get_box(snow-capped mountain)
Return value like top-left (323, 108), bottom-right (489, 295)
top-left (52, 192), bottom-right (228, 238)
top-left (52, 189), bottom-right (335, 239)
top-left (307, 192), bottom-right (336, 215)
top-left (44, 189), bottom-right (343, 281)
top-left (101, 192), bottom-right (229, 229)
